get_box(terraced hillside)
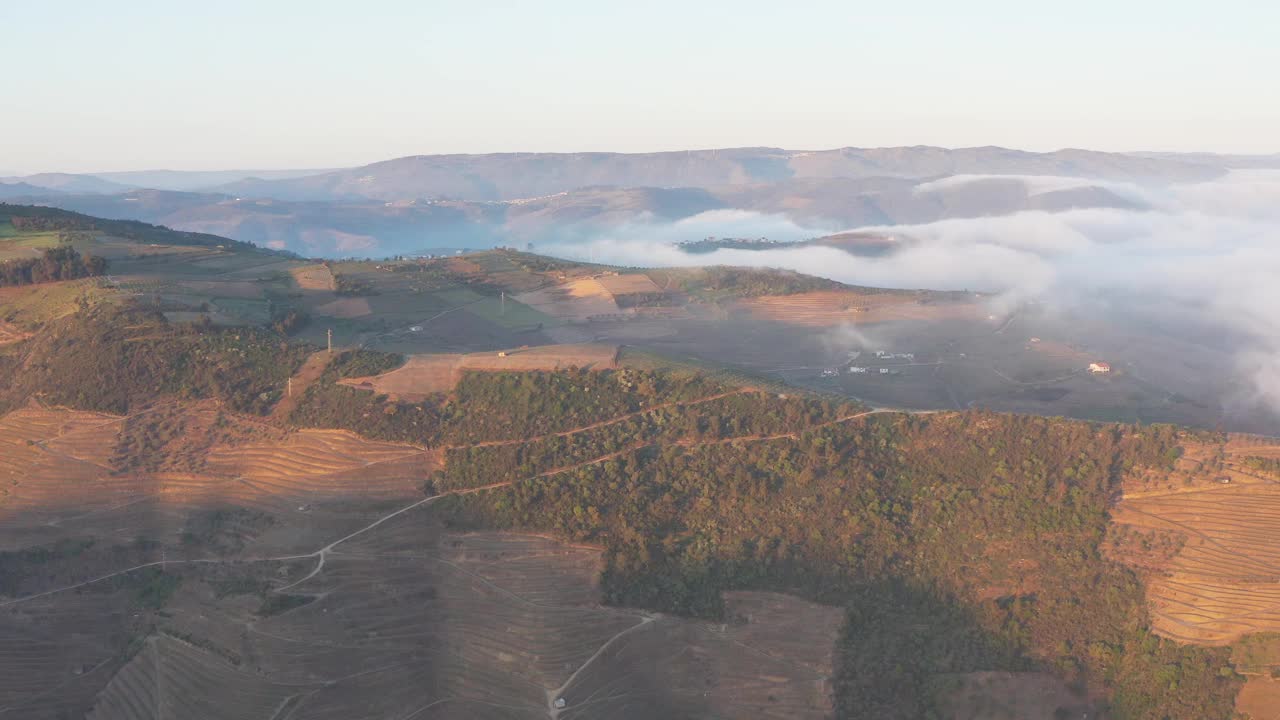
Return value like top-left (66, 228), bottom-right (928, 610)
top-left (2, 205), bottom-right (1277, 719)
top-left (0, 373), bottom-right (863, 719)
top-left (1, 345), bottom-right (1263, 719)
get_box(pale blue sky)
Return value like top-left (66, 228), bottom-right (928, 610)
top-left (3, 0), bottom-right (1277, 173)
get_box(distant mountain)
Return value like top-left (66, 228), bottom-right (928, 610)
top-left (1, 172), bottom-right (134, 195)
top-left (1128, 151), bottom-right (1280, 169)
top-left (91, 167), bottom-right (333, 192)
top-left (26, 174), bottom-right (1141, 257)
top-left (0, 182), bottom-right (63, 200)
top-left (214, 146), bottom-right (1223, 203)
top-left (27, 191), bottom-right (506, 256)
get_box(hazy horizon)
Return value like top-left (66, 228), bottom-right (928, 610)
top-left (5, 0), bottom-right (1278, 174)
top-left (9, 143), bottom-right (1280, 179)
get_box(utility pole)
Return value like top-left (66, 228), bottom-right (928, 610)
top-left (327, 328), bottom-right (333, 353)
top-left (287, 377), bottom-right (293, 398)
top-left (500, 291), bottom-right (505, 317)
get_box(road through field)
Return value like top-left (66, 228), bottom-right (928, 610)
top-left (0, 404), bottom-right (934, 610)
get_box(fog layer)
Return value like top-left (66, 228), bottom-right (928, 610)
top-left (547, 171), bottom-right (1280, 418)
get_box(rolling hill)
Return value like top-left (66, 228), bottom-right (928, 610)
top-left (0, 205), bottom-right (1275, 718)
top-left (213, 145), bottom-right (1223, 203)
top-left (22, 173), bottom-right (1143, 257)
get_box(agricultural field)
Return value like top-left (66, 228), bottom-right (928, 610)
top-left (0, 413), bottom-right (846, 720)
top-left (289, 263), bottom-right (335, 291)
top-left (0, 231), bottom-right (61, 261)
top-left (204, 428), bottom-right (437, 501)
top-left (0, 278), bottom-right (119, 327)
top-left (340, 344), bottom-right (620, 398)
top-left (4, 223), bottom-right (1248, 436)
top-left (730, 289), bottom-right (981, 327)
top-left (1112, 437), bottom-right (1280, 646)
top-left (1109, 435), bottom-right (1280, 719)
top-left (5, 207), bottom-right (1280, 718)
top-left (515, 278), bottom-right (625, 322)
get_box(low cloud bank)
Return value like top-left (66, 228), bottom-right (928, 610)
top-left (545, 171), bottom-right (1280, 418)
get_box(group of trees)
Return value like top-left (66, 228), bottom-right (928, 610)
top-left (667, 266), bottom-right (844, 298)
top-left (431, 405), bottom-right (1239, 719)
top-left (288, 349), bottom-right (441, 443)
top-left (0, 246), bottom-right (107, 287)
top-left (269, 308), bottom-right (310, 336)
top-left (0, 292), bottom-right (1250, 718)
top-left (0, 303), bottom-right (310, 415)
top-left (332, 272), bottom-right (379, 296)
top-left (2, 204), bottom-right (269, 253)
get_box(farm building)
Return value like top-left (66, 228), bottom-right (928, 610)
top-left (1088, 362), bottom-right (1112, 374)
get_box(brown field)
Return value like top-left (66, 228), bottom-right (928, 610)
top-left (594, 272), bottom-right (662, 297)
top-left (0, 320), bottom-right (31, 345)
top-left (558, 590), bottom-right (843, 720)
top-left (0, 404), bottom-right (127, 521)
top-left (0, 402), bottom-right (433, 554)
top-left (1239, 678), bottom-right (1280, 720)
top-left (1112, 438), bottom-right (1280, 645)
top-left (205, 429), bottom-right (436, 501)
top-left (515, 278), bottom-right (622, 322)
top-left (1, 391), bottom-right (849, 720)
top-left (443, 256), bottom-right (486, 276)
top-left (8, 512), bottom-right (847, 720)
top-left (732, 290), bottom-right (981, 327)
top-left (456, 253), bottom-right (564, 293)
top-left (314, 296), bottom-right (373, 318)
top-left (341, 344), bottom-right (620, 398)
top-left (289, 263), bottom-right (336, 291)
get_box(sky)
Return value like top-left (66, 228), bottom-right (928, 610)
top-left (3, 0), bottom-right (1278, 173)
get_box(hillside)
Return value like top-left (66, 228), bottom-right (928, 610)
top-left (27, 173), bottom-right (1142, 257)
top-left (0, 206), bottom-right (1278, 718)
top-left (210, 146), bottom-right (1220, 203)
top-left (0, 293), bottom-right (1270, 717)
top-left (0, 172), bottom-right (133, 195)
top-left (0, 203), bottom-right (273, 255)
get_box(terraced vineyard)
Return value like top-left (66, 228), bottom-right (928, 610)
top-left (0, 207), bottom-right (1273, 718)
top-left (0, 374), bottom-right (857, 719)
top-left (1113, 437), bottom-right (1280, 646)
top-left (339, 345), bottom-right (620, 397)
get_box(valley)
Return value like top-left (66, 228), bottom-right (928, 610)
top-left (0, 204), bottom-right (1277, 719)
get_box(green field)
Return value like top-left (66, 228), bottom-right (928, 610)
top-left (210, 297), bottom-right (272, 324)
top-left (0, 232), bottom-right (63, 261)
top-left (463, 294), bottom-right (557, 329)
top-left (619, 347), bottom-right (809, 396)
top-left (431, 287), bottom-right (487, 306)
top-left (0, 278), bottom-right (120, 326)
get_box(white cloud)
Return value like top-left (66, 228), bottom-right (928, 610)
top-left (546, 171), bottom-right (1280, 420)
